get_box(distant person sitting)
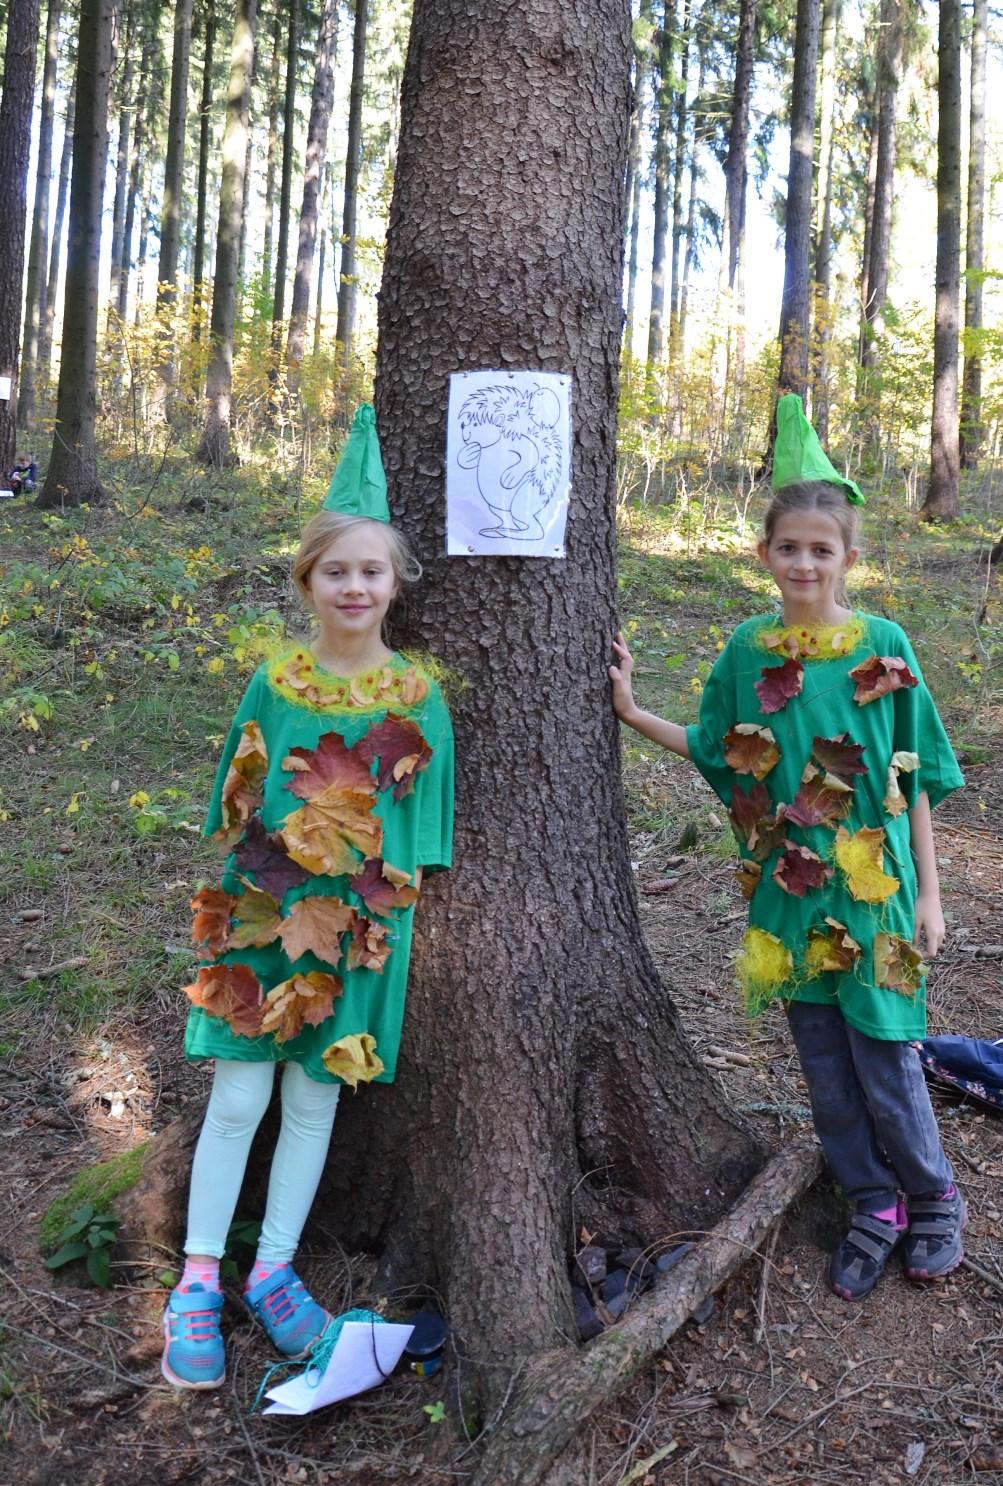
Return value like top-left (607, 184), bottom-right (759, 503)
top-left (9, 455), bottom-right (38, 495)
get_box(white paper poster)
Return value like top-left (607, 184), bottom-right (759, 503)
top-left (446, 370), bottom-right (571, 558)
top-left (0, 377), bottom-right (11, 402)
top-left (261, 1320), bottom-right (414, 1416)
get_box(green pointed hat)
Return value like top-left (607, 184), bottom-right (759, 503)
top-left (323, 403), bottom-right (390, 521)
top-left (773, 393), bottom-right (865, 506)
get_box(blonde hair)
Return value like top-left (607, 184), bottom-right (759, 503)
top-left (292, 512), bottom-right (422, 609)
top-left (762, 481), bottom-right (861, 607)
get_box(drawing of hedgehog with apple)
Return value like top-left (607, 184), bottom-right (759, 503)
top-left (456, 381), bottom-right (564, 541)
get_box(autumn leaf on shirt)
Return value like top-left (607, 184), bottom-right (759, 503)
top-left (349, 857), bottom-right (420, 916)
top-left (723, 723), bottom-right (780, 780)
top-left (227, 880), bottom-right (283, 949)
top-left (804, 917), bottom-right (862, 975)
top-left (215, 722), bottom-right (269, 841)
top-left (261, 971), bottom-right (343, 1043)
top-left (734, 859), bottom-right (763, 900)
top-left (874, 933), bottom-right (928, 995)
top-left (400, 667), bottom-right (430, 706)
top-left (190, 887), bottom-right (236, 956)
top-left (281, 731), bottom-right (375, 798)
top-left (729, 780), bottom-right (785, 861)
top-left (232, 815), bottom-right (311, 898)
top-left (183, 963), bottom-right (264, 1038)
top-left (356, 714), bottom-right (433, 799)
top-left (772, 841), bottom-right (832, 897)
top-left (884, 751), bottom-right (920, 817)
top-left (279, 788), bottom-right (383, 877)
top-left (782, 762), bottom-right (853, 828)
top-left (811, 733), bottom-right (868, 784)
top-left (347, 916), bottom-right (392, 972)
top-left (276, 895), bottom-right (358, 963)
top-left (321, 1032), bottom-right (385, 1088)
top-left (834, 825), bottom-right (900, 903)
top-left (848, 654), bottom-right (919, 705)
top-left (754, 657), bottom-right (804, 715)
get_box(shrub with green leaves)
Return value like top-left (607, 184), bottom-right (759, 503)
top-left (44, 1205), bottom-right (120, 1288)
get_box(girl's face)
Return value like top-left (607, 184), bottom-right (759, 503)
top-left (305, 526), bottom-right (399, 648)
top-left (757, 510), bottom-right (858, 622)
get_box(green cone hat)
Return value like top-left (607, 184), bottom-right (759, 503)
top-left (323, 404), bottom-right (390, 521)
top-left (773, 394), bottom-right (865, 506)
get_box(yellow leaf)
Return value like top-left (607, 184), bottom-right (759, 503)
top-left (66, 792), bottom-right (82, 815)
top-left (129, 790), bottom-right (151, 808)
top-left (321, 1032), bottom-right (385, 1088)
top-left (834, 826), bottom-right (900, 903)
top-left (280, 787), bottom-right (382, 877)
top-left (227, 881), bottom-right (283, 950)
top-left (207, 656), bottom-right (225, 675)
top-left (804, 917), bottom-right (861, 976)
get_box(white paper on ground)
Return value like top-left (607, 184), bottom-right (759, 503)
top-left (262, 1321), bottom-right (414, 1416)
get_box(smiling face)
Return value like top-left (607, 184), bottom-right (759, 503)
top-left (305, 525), bottom-right (399, 653)
top-left (757, 509), bottom-right (858, 623)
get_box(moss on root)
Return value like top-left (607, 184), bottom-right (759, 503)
top-left (39, 1142), bottom-right (151, 1251)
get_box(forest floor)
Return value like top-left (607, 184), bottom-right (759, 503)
top-left (1, 460), bottom-right (1001, 1485)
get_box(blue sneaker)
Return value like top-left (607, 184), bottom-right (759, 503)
top-left (244, 1265), bottom-right (329, 1359)
top-left (161, 1283), bottom-right (225, 1389)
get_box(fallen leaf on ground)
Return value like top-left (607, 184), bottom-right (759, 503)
top-left (834, 826), bottom-right (900, 903)
top-left (190, 887), bottom-right (236, 956)
top-left (848, 654), bottom-right (919, 705)
top-left (723, 723), bottom-right (780, 779)
top-left (276, 895), bottom-right (358, 963)
top-left (321, 1032), bottom-right (385, 1088)
top-left (183, 963), bottom-right (264, 1038)
top-left (261, 971), bottom-right (343, 1043)
top-left (754, 657), bottom-right (804, 714)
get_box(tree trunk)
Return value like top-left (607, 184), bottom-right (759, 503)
top-left (623, 0), bottom-right (653, 363)
top-left (322, 0), bottom-right (763, 1409)
top-left (645, 0), bottom-right (674, 383)
top-left (153, 0), bottom-right (194, 420)
top-left (855, 80), bottom-right (878, 370)
top-left (678, 33), bottom-right (706, 373)
top-left (271, 0), bottom-right (299, 343)
top-left (285, 0), bottom-right (338, 383)
top-left (118, 32), bottom-right (154, 324)
top-left (668, 0), bottom-right (689, 376)
top-left (18, 0), bottom-right (60, 433)
top-left (260, 6), bottom-right (282, 299)
top-left (313, 160), bottom-right (331, 357)
top-left (776, 0), bottom-right (820, 400)
top-left (959, 0), bottom-right (986, 470)
top-left (0, 0), bottom-right (41, 472)
top-left (812, 0), bottom-right (838, 442)
top-left (43, 79), bottom-right (75, 377)
top-left (335, 0), bottom-right (370, 363)
top-left (107, 2), bottom-right (135, 334)
top-left (236, 35), bottom-right (256, 304)
top-left (195, 0), bottom-right (257, 467)
top-left (922, 0), bottom-right (961, 520)
top-left (723, 0), bottom-right (757, 294)
top-left (37, 0), bottom-right (112, 509)
top-left (192, 1), bottom-right (215, 342)
top-left (857, 0), bottom-right (901, 401)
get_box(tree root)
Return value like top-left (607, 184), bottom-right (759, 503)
top-left (470, 1141), bottom-right (823, 1486)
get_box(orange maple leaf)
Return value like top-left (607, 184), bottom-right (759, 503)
top-left (183, 963), bottom-right (264, 1038)
top-left (276, 895), bottom-right (358, 963)
top-left (848, 654), bottom-right (919, 706)
top-left (279, 786), bottom-right (383, 877)
top-left (260, 970), bottom-right (343, 1043)
top-left (723, 724), bottom-right (780, 780)
top-left (734, 859), bottom-right (762, 901)
top-left (191, 887), bottom-right (236, 956)
top-left (321, 1032), bottom-right (385, 1089)
top-left (216, 722), bottom-right (268, 840)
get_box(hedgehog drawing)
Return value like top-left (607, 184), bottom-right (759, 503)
top-left (455, 382), bottom-right (564, 541)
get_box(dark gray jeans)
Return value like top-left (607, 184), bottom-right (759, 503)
top-left (787, 1001), bottom-right (953, 1212)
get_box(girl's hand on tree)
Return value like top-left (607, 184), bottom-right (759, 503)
top-left (914, 892), bottom-right (946, 958)
top-left (609, 633), bottom-right (638, 722)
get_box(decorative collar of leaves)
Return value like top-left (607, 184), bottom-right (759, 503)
top-left (268, 646), bottom-right (430, 713)
top-left (756, 614), bottom-right (864, 662)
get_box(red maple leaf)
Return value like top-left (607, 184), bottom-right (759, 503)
top-left (232, 815), bottom-right (310, 898)
top-left (356, 714), bottom-right (433, 799)
top-left (754, 656), bottom-right (804, 714)
top-left (729, 781), bottom-right (784, 861)
top-left (190, 887), bottom-right (236, 956)
top-left (183, 963), bottom-right (264, 1038)
top-left (848, 654), bottom-right (919, 705)
top-left (347, 917), bottom-right (392, 973)
top-left (723, 723), bottom-right (780, 780)
top-left (349, 857), bottom-right (420, 917)
top-left (782, 764), bottom-right (853, 828)
top-left (282, 730), bottom-right (375, 800)
top-left (772, 841), bottom-right (832, 897)
top-left (811, 733), bottom-right (868, 783)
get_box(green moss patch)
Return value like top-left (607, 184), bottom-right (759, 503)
top-left (39, 1142), bottom-right (151, 1252)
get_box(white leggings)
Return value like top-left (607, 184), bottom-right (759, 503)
top-left (185, 1060), bottom-right (340, 1264)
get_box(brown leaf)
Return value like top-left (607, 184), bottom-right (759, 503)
top-left (356, 714), bottom-right (433, 799)
top-left (805, 917), bottom-right (861, 975)
top-left (723, 723), bottom-right (780, 779)
top-left (811, 732), bottom-right (868, 783)
top-left (216, 722), bottom-right (269, 840)
top-left (782, 763), bottom-right (853, 828)
top-left (772, 841), bottom-right (832, 897)
top-left (848, 654), bottom-right (919, 705)
top-left (754, 657), bottom-right (804, 714)
top-left (183, 963), bottom-right (264, 1038)
top-left (227, 880), bottom-right (283, 950)
top-left (261, 970), bottom-right (343, 1043)
top-left (884, 751), bottom-right (920, 817)
top-left (232, 816), bottom-right (311, 898)
top-left (874, 933), bottom-right (928, 995)
top-left (401, 667), bottom-right (429, 706)
top-left (347, 917), bottom-right (392, 972)
top-left (734, 859), bottom-right (762, 900)
top-left (191, 887), bottom-right (236, 956)
top-left (281, 731), bottom-right (375, 799)
top-left (280, 787), bottom-right (383, 877)
top-left (349, 857), bottom-right (419, 916)
top-left (729, 780), bottom-right (785, 862)
top-left (276, 895), bottom-right (358, 963)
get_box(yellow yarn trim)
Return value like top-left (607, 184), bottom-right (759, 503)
top-left (267, 646), bottom-right (430, 714)
top-left (736, 926), bottom-right (795, 1017)
top-left (757, 615), bottom-right (865, 661)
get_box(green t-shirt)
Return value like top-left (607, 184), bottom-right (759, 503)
top-left (184, 646), bottom-right (454, 1084)
top-left (685, 612), bottom-right (963, 1039)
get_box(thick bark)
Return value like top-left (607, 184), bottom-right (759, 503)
top-left (107, 3), bottom-right (134, 333)
top-left (286, 0), bottom-right (338, 381)
top-left (319, 0), bottom-right (763, 1408)
top-left (195, 0), bottom-right (257, 467)
top-left (623, 0), bottom-right (653, 362)
top-left (645, 0), bottom-right (674, 379)
top-left (43, 79), bottom-right (74, 376)
top-left (37, 0), bottom-right (111, 509)
top-left (777, 0), bottom-right (820, 399)
top-left (192, 2), bottom-right (215, 341)
top-left (270, 0), bottom-right (299, 339)
top-left (335, 0), bottom-right (370, 362)
top-left (0, 0), bottom-right (41, 470)
top-left (857, 0), bottom-right (901, 392)
top-left (922, 0), bottom-right (961, 519)
top-left (723, 0), bottom-right (757, 293)
top-left (260, 7), bottom-right (282, 298)
top-left (153, 0), bottom-right (194, 418)
top-left (959, 0), bottom-right (987, 470)
top-left (812, 0), bottom-right (838, 442)
top-left (18, 0), bottom-right (60, 432)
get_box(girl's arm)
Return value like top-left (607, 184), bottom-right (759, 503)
top-left (609, 633), bottom-right (690, 759)
top-left (910, 790), bottom-right (945, 957)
